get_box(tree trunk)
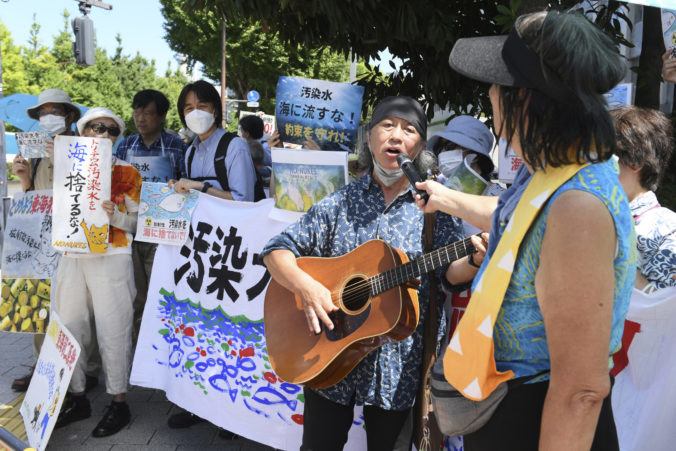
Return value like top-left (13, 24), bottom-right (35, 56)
top-left (635, 6), bottom-right (664, 109)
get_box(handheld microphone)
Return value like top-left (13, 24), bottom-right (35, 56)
top-left (396, 153), bottom-right (429, 202)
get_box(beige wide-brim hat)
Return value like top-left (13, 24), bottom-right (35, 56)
top-left (26, 89), bottom-right (82, 121)
top-left (76, 107), bottom-right (126, 136)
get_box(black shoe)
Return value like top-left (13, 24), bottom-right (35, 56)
top-left (167, 408), bottom-right (205, 429)
top-left (55, 395), bottom-right (91, 429)
top-left (85, 374), bottom-right (99, 392)
top-left (11, 366), bottom-right (34, 392)
top-left (91, 401), bottom-right (130, 438)
top-left (218, 428), bottom-right (240, 440)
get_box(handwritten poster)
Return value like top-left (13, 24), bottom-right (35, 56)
top-left (275, 76), bottom-right (364, 151)
top-left (239, 111), bottom-right (276, 140)
top-left (135, 182), bottom-right (199, 246)
top-left (1, 190), bottom-right (56, 333)
top-left (21, 312), bottom-right (81, 451)
top-left (16, 131), bottom-right (49, 159)
top-left (130, 197), bottom-right (367, 450)
top-left (270, 147), bottom-right (348, 222)
top-left (52, 136), bottom-right (112, 254)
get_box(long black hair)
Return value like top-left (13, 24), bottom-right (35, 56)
top-left (177, 80), bottom-right (223, 128)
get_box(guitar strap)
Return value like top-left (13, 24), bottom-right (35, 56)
top-left (413, 213), bottom-right (443, 450)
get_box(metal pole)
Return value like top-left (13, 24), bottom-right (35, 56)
top-left (221, 12), bottom-right (227, 128)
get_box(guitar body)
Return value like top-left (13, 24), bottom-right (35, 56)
top-left (264, 239), bottom-right (420, 389)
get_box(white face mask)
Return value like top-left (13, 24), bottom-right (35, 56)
top-left (437, 150), bottom-right (463, 177)
top-left (39, 114), bottom-right (67, 136)
top-left (185, 109), bottom-right (215, 135)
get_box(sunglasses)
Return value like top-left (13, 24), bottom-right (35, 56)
top-left (86, 122), bottom-right (121, 137)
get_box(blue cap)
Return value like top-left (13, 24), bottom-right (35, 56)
top-left (427, 116), bottom-right (494, 172)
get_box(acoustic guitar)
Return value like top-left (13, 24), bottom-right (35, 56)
top-left (264, 236), bottom-right (476, 389)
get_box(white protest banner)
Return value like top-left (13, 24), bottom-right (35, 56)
top-left (611, 286), bottom-right (676, 451)
top-left (21, 311), bottom-right (81, 451)
top-left (16, 131), bottom-right (49, 159)
top-left (270, 147), bottom-right (348, 222)
top-left (52, 135), bottom-right (112, 254)
top-left (1, 190), bottom-right (56, 333)
top-left (497, 137), bottom-right (523, 184)
top-left (136, 182), bottom-right (198, 246)
top-left (130, 196), bottom-right (368, 450)
top-left (239, 111), bottom-right (276, 140)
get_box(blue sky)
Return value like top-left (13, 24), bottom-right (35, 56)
top-left (0, 0), bottom-right (179, 75)
top-left (0, 0), bottom-right (397, 79)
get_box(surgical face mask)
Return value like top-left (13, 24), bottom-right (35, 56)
top-left (437, 150), bottom-right (463, 177)
top-left (372, 157), bottom-right (404, 186)
top-left (39, 114), bottom-right (67, 136)
top-left (185, 109), bottom-right (215, 135)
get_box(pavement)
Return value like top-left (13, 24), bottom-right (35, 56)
top-left (0, 331), bottom-right (276, 451)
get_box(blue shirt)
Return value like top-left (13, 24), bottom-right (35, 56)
top-left (115, 130), bottom-right (187, 181)
top-left (474, 158), bottom-right (636, 379)
top-left (261, 174), bottom-right (464, 410)
top-left (186, 128), bottom-right (257, 202)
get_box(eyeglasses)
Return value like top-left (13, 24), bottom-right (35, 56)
top-left (86, 122), bottom-right (121, 137)
top-left (38, 107), bottom-right (66, 117)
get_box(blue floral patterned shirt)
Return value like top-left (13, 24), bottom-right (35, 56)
top-left (631, 191), bottom-right (676, 290)
top-left (261, 174), bottom-right (464, 410)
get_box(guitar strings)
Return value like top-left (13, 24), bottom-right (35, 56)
top-left (329, 238), bottom-right (475, 308)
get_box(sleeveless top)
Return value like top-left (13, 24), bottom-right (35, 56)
top-left (474, 158), bottom-right (637, 379)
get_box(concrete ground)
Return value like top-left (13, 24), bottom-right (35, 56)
top-left (0, 331), bottom-right (276, 450)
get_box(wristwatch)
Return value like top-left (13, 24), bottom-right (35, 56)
top-left (201, 182), bottom-right (212, 193)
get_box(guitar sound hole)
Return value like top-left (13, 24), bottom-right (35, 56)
top-left (341, 277), bottom-right (370, 313)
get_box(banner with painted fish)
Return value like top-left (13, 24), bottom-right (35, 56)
top-left (135, 182), bottom-right (199, 246)
top-left (130, 197), bottom-right (368, 450)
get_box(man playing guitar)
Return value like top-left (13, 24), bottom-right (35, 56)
top-left (262, 96), bottom-right (487, 451)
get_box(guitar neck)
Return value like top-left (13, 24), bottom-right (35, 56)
top-left (370, 236), bottom-right (477, 295)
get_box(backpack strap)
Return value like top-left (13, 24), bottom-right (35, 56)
top-left (186, 131), bottom-right (237, 189)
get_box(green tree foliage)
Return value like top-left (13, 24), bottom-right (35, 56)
top-left (160, 0), bottom-right (358, 114)
top-left (1, 12), bottom-right (188, 135)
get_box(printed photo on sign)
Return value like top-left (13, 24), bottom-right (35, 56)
top-left (136, 182), bottom-right (199, 246)
top-left (275, 76), bottom-right (364, 152)
top-left (52, 136), bottom-right (112, 254)
top-left (444, 154), bottom-right (489, 195)
top-left (16, 131), bottom-right (49, 159)
top-left (130, 197), bottom-right (367, 450)
top-left (21, 312), bottom-right (81, 451)
top-left (270, 147), bottom-right (348, 222)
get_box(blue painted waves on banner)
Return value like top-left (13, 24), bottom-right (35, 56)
top-left (153, 289), bottom-right (307, 425)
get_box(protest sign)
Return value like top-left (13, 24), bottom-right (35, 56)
top-left (239, 111), bottom-right (276, 140)
top-left (497, 138), bottom-right (523, 185)
top-left (20, 311), bottom-right (81, 451)
top-left (444, 154), bottom-right (489, 195)
top-left (52, 136), bottom-right (112, 254)
top-left (270, 147), bottom-right (348, 222)
top-left (135, 182), bottom-right (198, 246)
top-left (16, 131), bottom-right (49, 159)
top-left (1, 190), bottom-right (56, 333)
top-left (130, 197), bottom-right (367, 450)
top-left (612, 287), bottom-right (676, 451)
top-left (275, 76), bottom-right (364, 151)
